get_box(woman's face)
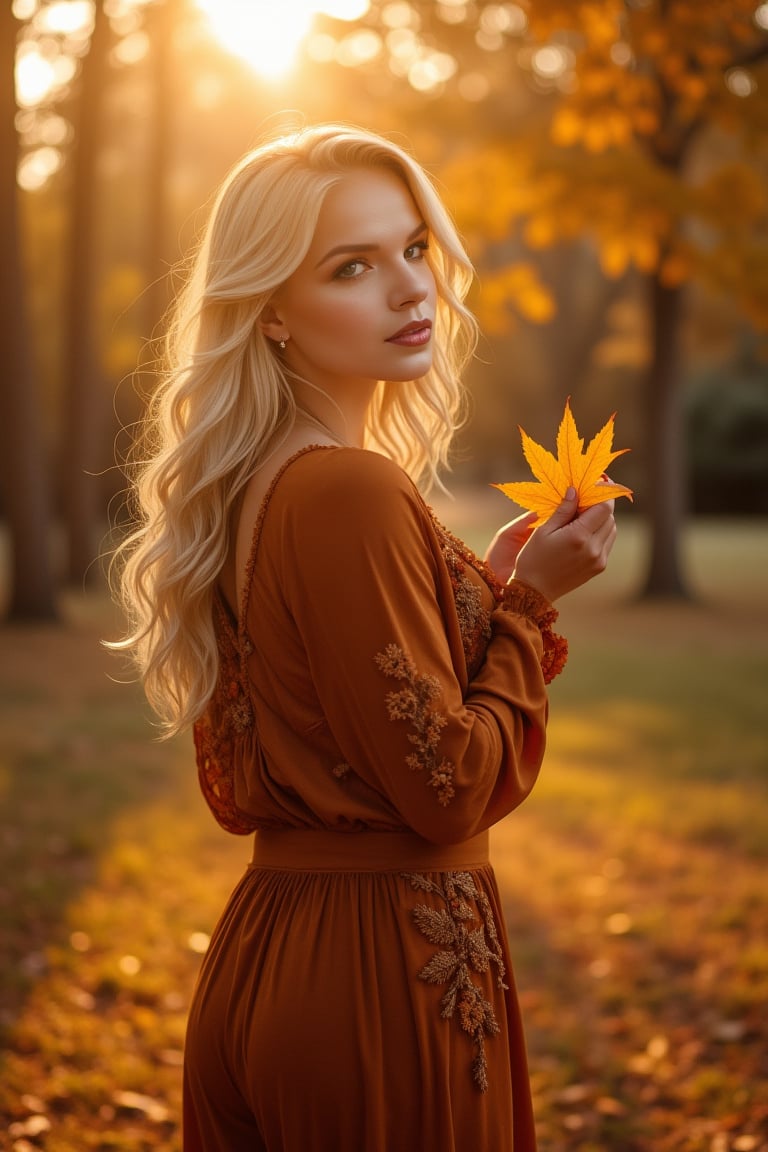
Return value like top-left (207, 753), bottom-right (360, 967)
top-left (266, 167), bottom-right (437, 399)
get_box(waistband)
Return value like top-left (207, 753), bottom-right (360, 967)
top-left (249, 828), bottom-right (489, 873)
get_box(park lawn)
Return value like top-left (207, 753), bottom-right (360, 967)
top-left (493, 597), bottom-right (768, 1152)
top-left (0, 517), bottom-right (767, 1151)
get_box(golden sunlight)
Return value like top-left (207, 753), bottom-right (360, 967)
top-left (195, 0), bottom-right (370, 80)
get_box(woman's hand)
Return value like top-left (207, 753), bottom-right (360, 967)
top-left (511, 487), bottom-right (617, 603)
top-left (484, 510), bottom-right (539, 584)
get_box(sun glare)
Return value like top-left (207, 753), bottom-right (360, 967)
top-left (195, 0), bottom-right (370, 79)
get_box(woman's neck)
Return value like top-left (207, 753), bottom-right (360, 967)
top-left (290, 377), bottom-right (375, 449)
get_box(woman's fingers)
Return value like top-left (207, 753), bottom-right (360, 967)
top-left (512, 494), bottom-right (617, 602)
top-left (577, 499), bottom-right (615, 533)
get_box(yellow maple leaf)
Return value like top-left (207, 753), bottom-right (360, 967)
top-left (493, 398), bottom-right (633, 525)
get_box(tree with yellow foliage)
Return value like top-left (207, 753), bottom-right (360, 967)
top-left (436, 0), bottom-right (768, 596)
top-left (538, 0), bottom-right (767, 595)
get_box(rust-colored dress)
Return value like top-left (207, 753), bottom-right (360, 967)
top-left (183, 445), bottom-right (567, 1152)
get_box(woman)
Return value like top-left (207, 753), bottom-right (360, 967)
top-left (112, 123), bottom-right (616, 1151)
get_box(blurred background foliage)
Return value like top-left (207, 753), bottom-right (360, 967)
top-left (2, 0), bottom-right (767, 619)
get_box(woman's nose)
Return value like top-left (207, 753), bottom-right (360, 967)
top-left (390, 261), bottom-right (431, 309)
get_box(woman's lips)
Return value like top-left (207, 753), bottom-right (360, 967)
top-left (386, 320), bottom-right (432, 346)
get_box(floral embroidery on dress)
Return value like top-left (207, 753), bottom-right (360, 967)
top-left (374, 644), bottom-right (456, 805)
top-left (442, 539), bottom-right (493, 677)
top-left (193, 595), bottom-right (257, 835)
top-left (402, 870), bottom-right (507, 1091)
top-left (428, 505), bottom-right (568, 685)
top-left (428, 513), bottom-right (495, 679)
top-left (428, 511), bottom-right (504, 599)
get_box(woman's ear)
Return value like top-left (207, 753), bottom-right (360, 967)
top-left (258, 304), bottom-right (289, 345)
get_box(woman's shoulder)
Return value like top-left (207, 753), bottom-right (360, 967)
top-left (276, 445), bottom-right (420, 514)
top-left (233, 446), bottom-right (429, 618)
top-left (257, 446), bottom-right (438, 562)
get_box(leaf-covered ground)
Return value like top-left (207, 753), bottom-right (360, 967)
top-left (1, 518), bottom-right (767, 1151)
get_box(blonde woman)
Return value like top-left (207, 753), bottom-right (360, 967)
top-left (112, 124), bottom-right (616, 1151)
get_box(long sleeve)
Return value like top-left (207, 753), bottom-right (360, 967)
top-left (246, 448), bottom-right (562, 845)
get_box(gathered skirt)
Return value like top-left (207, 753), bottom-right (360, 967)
top-left (183, 829), bottom-right (537, 1152)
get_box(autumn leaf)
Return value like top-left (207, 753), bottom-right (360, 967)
top-left (493, 398), bottom-right (633, 524)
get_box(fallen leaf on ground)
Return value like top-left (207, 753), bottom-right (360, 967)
top-left (112, 1090), bottom-right (170, 1123)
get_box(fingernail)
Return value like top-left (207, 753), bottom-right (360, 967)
top-left (566, 486), bottom-right (576, 500)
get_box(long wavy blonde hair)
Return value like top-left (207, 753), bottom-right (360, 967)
top-left (110, 123), bottom-right (478, 735)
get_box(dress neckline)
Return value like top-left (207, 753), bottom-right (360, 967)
top-left (236, 442), bottom-right (342, 645)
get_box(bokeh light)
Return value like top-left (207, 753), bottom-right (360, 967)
top-left (725, 68), bottom-right (756, 98)
top-left (15, 46), bottom-right (57, 108)
top-left (610, 42), bottom-right (633, 67)
top-left (387, 27), bottom-right (419, 67)
top-left (437, 1), bottom-right (467, 25)
top-left (111, 30), bottom-right (150, 66)
top-left (476, 28), bottom-right (504, 52)
top-left (408, 50), bottom-right (457, 92)
top-left (12, 0), bottom-right (38, 18)
top-left (18, 145), bottom-right (64, 191)
top-left (480, 4), bottom-right (527, 34)
top-left (531, 45), bottom-right (569, 80)
top-left (336, 29), bottom-right (382, 67)
top-left (381, 2), bottom-right (418, 30)
top-left (36, 0), bottom-right (92, 34)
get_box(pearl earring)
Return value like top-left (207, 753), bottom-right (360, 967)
top-left (279, 339), bottom-right (287, 350)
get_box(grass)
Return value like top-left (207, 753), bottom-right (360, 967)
top-left (1, 513), bottom-right (767, 1151)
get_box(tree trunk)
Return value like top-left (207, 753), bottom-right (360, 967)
top-left (62, 0), bottom-right (111, 584)
top-left (0, 7), bottom-right (58, 621)
top-left (144, 0), bottom-right (175, 336)
top-left (640, 270), bottom-right (690, 598)
top-left (541, 243), bottom-right (628, 404)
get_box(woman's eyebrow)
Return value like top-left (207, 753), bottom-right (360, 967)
top-left (314, 221), bottom-right (428, 269)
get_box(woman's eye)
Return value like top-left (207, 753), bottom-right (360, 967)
top-left (405, 240), bottom-right (429, 260)
top-left (334, 260), bottom-right (367, 279)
